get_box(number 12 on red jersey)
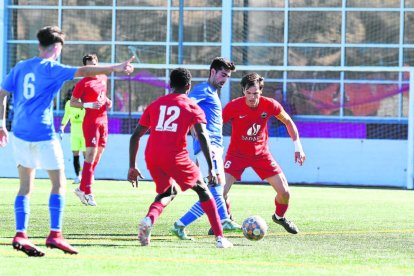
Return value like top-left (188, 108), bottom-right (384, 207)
top-left (155, 105), bottom-right (180, 132)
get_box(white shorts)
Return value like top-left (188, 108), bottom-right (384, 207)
top-left (195, 145), bottom-right (224, 180)
top-left (12, 134), bottom-right (65, 170)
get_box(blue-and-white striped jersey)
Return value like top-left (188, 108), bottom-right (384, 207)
top-left (189, 82), bottom-right (223, 154)
top-left (1, 57), bottom-right (77, 142)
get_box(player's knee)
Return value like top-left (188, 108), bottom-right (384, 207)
top-left (192, 181), bottom-right (211, 202)
top-left (154, 186), bottom-right (177, 202)
top-left (279, 190), bottom-right (290, 201)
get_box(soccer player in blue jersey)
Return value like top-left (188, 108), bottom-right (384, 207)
top-left (0, 26), bottom-right (134, 257)
top-left (171, 57), bottom-right (241, 240)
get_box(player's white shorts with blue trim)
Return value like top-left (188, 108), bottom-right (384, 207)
top-left (195, 145), bottom-right (224, 180)
top-left (12, 134), bottom-right (65, 170)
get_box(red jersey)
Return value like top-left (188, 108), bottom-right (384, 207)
top-left (139, 93), bottom-right (206, 162)
top-left (223, 96), bottom-right (283, 157)
top-left (72, 74), bottom-right (108, 122)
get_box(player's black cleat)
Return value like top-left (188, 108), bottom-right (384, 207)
top-left (272, 214), bottom-right (299, 234)
top-left (12, 236), bottom-right (45, 257)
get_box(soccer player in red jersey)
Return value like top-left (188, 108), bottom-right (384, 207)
top-left (70, 54), bottom-right (111, 206)
top-left (222, 72), bottom-right (306, 234)
top-left (127, 68), bottom-right (233, 248)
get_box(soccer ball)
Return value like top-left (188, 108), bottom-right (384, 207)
top-left (242, 215), bottom-right (268, 241)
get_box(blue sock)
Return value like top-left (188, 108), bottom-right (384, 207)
top-left (178, 201), bottom-right (204, 227)
top-left (178, 185), bottom-right (230, 227)
top-left (49, 194), bottom-right (64, 231)
top-left (210, 185), bottom-right (229, 221)
top-left (14, 196), bottom-right (30, 232)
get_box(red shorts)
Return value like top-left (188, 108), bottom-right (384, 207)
top-left (145, 155), bottom-right (200, 194)
top-left (83, 120), bottom-right (108, 148)
top-left (224, 152), bottom-right (282, 181)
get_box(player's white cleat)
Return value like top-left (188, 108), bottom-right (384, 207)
top-left (216, 236), bottom-right (233, 249)
top-left (84, 194), bottom-right (97, 206)
top-left (138, 217), bottom-right (152, 246)
top-left (74, 188), bottom-right (87, 205)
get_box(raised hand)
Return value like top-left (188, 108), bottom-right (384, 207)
top-left (114, 56), bottom-right (135, 75)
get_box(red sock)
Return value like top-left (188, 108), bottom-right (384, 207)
top-left (275, 200), bottom-right (289, 218)
top-left (146, 202), bottom-right (165, 225)
top-left (80, 162), bottom-right (93, 194)
top-left (15, 232), bottom-right (27, 239)
top-left (201, 199), bottom-right (223, 237)
top-left (48, 230), bottom-right (62, 238)
top-left (92, 161), bottom-right (98, 171)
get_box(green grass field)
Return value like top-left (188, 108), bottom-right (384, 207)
top-left (0, 178), bottom-right (413, 275)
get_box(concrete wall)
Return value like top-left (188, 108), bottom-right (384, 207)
top-left (0, 134), bottom-right (407, 188)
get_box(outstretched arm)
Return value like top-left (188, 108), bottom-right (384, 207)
top-left (193, 122), bottom-right (217, 185)
top-left (128, 124), bottom-right (149, 187)
top-left (74, 56), bottom-right (135, 78)
top-left (276, 110), bottom-right (306, 166)
top-left (0, 89), bottom-right (10, 147)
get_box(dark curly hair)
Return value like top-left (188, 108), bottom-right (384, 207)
top-left (170, 68), bottom-right (192, 91)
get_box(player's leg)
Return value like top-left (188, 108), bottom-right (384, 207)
top-left (138, 165), bottom-right (175, 246)
top-left (36, 138), bottom-right (78, 254)
top-left (72, 151), bottom-right (81, 184)
top-left (77, 121), bottom-right (98, 196)
top-left (223, 172), bottom-right (237, 219)
top-left (92, 146), bottom-right (105, 175)
top-left (45, 169), bottom-right (78, 254)
top-left (148, 185), bottom-right (177, 225)
top-left (76, 145), bottom-right (98, 205)
top-left (70, 132), bottom-right (82, 184)
top-left (252, 154), bottom-right (298, 234)
top-left (192, 180), bottom-right (233, 248)
top-left (11, 136), bottom-right (45, 256)
top-left (12, 165), bottom-right (45, 256)
top-left (77, 121), bottom-right (100, 205)
top-left (267, 173), bottom-right (299, 234)
top-left (90, 122), bottom-right (108, 175)
top-left (174, 148), bottom-right (237, 230)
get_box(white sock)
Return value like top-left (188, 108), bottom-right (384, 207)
top-left (275, 214), bottom-right (283, 220)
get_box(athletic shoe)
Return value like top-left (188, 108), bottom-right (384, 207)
top-left (171, 222), bottom-right (194, 241)
top-left (272, 214), bottom-right (299, 234)
top-left (74, 188), bottom-right (87, 205)
top-left (73, 176), bottom-right (81, 184)
top-left (138, 217), bottom-right (152, 246)
top-left (208, 219), bottom-right (242, 235)
top-left (84, 194), bottom-right (97, 206)
top-left (46, 234), bottom-right (78, 255)
top-left (216, 236), bottom-right (233, 248)
top-left (12, 235), bottom-right (45, 257)
top-left (222, 219), bottom-right (242, 232)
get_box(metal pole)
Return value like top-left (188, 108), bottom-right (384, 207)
top-left (178, 0), bottom-right (184, 64)
top-left (406, 68), bottom-right (414, 189)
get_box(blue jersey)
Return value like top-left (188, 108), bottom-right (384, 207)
top-left (1, 57), bottom-right (77, 142)
top-left (189, 82), bottom-right (223, 154)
